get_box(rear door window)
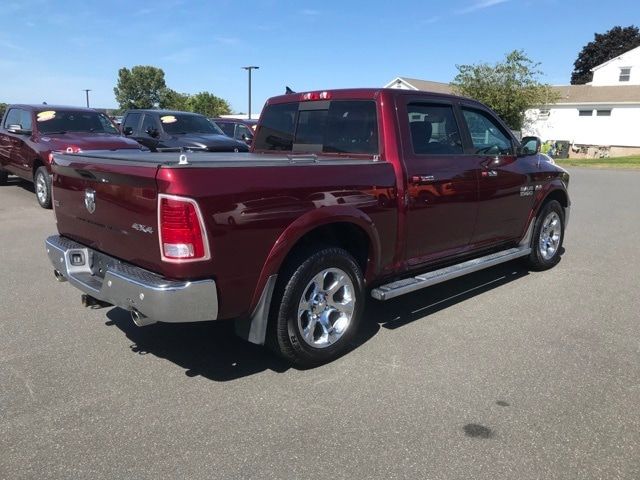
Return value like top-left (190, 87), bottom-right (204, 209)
top-left (253, 100), bottom-right (378, 155)
top-left (407, 103), bottom-right (463, 155)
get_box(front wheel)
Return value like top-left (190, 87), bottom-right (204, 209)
top-left (269, 247), bottom-right (365, 367)
top-left (0, 169), bottom-right (8, 185)
top-left (34, 166), bottom-right (52, 209)
top-left (527, 200), bottom-right (564, 270)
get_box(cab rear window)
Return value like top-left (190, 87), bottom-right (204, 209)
top-left (254, 100), bottom-right (378, 155)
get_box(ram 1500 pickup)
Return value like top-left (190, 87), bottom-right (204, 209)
top-left (0, 105), bottom-right (143, 208)
top-left (45, 88), bottom-right (570, 366)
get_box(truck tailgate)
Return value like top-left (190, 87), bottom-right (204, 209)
top-left (52, 153), bottom-right (163, 274)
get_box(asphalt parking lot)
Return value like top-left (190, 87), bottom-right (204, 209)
top-left (1, 167), bottom-right (639, 479)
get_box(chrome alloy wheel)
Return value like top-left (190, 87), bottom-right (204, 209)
top-left (539, 211), bottom-right (562, 260)
top-left (36, 171), bottom-right (48, 204)
top-left (297, 268), bottom-right (355, 348)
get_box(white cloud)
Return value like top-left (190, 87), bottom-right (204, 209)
top-left (300, 9), bottom-right (320, 16)
top-left (456, 0), bottom-right (510, 14)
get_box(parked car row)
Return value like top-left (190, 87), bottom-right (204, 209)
top-left (0, 104), bottom-right (251, 208)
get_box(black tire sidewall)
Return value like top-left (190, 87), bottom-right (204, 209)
top-left (35, 167), bottom-right (52, 209)
top-left (276, 248), bottom-right (365, 366)
top-left (529, 200), bottom-right (564, 270)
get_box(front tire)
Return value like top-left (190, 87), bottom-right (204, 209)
top-left (0, 169), bottom-right (8, 185)
top-left (269, 247), bottom-right (365, 367)
top-left (527, 200), bottom-right (564, 270)
top-left (34, 166), bottom-right (52, 209)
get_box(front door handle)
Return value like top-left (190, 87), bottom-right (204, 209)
top-left (411, 174), bottom-right (435, 184)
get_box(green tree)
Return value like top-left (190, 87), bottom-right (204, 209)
top-left (451, 50), bottom-right (558, 130)
top-left (159, 88), bottom-right (191, 111)
top-left (187, 91), bottom-right (231, 117)
top-left (0, 103), bottom-right (7, 120)
top-left (571, 26), bottom-right (640, 85)
top-left (113, 66), bottom-right (167, 109)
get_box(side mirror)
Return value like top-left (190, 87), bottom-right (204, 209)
top-left (519, 136), bottom-right (541, 156)
top-left (123, 126), bottom-right (133, 136)
top-left (8, 124), bottom-right (32, 135)
top-left (145, 127), bottom-right (159, 138)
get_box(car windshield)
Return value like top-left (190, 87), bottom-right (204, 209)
top-left (160, 114), bottom-right (224, 135)
top-left (36, 110), bottom-right (119, 134)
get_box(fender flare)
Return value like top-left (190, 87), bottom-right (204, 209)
top-left (236, 206), bottom-right (382, 345)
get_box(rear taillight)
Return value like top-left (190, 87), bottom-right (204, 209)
top-left (158, 194), bottom-right (210, 262)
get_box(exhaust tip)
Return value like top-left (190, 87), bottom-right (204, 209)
top-left (131, 308), bottom-right (156, 327)
top-left (54, 269), bottom-right (67, 282)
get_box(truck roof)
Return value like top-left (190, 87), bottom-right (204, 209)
top-left (265, 87), bottom-right (475, 105)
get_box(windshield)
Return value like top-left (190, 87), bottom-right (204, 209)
top-left (160, 114), bottom-right (224, 135)
top-left (36, 110), bottom-right (119, 134)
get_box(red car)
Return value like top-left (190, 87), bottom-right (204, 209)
top-left (0, 105), bottom-right (142, 208)
top-left (45, 88), bottom-right (570, 366)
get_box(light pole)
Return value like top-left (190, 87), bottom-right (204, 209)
top-left (241, 66), bottom-right (259, 119)
top-left (83, 89), bottom-right (91, 108)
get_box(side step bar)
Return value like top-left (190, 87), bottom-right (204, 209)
top-left (371, 246), bottom-right (531, 301)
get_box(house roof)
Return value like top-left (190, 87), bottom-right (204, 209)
top-left (385, 76), bottom-right (640, 105)
top-left (384, 77), bottom-right (454, 94)
top-left (550, 84), bottom-right (640, 104)
top-left (590, 45), bottom-right (640, 72)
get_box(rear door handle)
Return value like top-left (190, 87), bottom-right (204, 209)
top-left (411, 174), bottom-right (435, 184)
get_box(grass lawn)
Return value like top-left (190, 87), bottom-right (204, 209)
top-left (556, 156), bottom-right (640, 169)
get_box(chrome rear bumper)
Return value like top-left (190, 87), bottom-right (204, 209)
top-left (45, 235), bottom-right (218, 325)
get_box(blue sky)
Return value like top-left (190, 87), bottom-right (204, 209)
top-left (1, 0), bottom-right (638, 112)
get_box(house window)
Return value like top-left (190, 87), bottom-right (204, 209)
top-left (578, 110), bottom-right (593, 116)
top-left (596, 110), bottom-right (612, 116)
top-left (537, 109), bottom-right (550, 120)
top-left (619, 67), bottom-right (631, 82)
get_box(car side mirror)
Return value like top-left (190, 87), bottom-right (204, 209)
top-left (7, 124), bottom-right (32, 135)
top-left (123, 126), bottom-right (133, 136)
top-left (519, 136), bottom-right (541, 156)
top-left (145, 127), bottom-right (159, 138)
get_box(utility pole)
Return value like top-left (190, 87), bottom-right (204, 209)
top-left (83, 89), bottom-right (91, 108)
top-left (241, 66), bottom-right (259, 119)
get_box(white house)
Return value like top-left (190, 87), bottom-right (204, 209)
top-left (386, 47), bottom-right (640, 156)
top-left (590, 45), bottom-right (640, 86)
top-left (524, 45), bottom-right (640, 155)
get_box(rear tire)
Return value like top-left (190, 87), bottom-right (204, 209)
top-left (34, 166), bottom-right (52, 209)
top-left (269, 247), bottom-right (365, 367)
top-left (0, 169), bottom-right (7, 185)
top-left (527, 200), bottom-right (564, 270)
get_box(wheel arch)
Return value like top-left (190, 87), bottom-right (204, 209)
top-left (237, 206), bottom-right (381, 345)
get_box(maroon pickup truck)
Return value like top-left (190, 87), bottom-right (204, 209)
top-left (0, 105), bottom-right (142, 208)
top-left (45, 88), bottom-right (570, 366)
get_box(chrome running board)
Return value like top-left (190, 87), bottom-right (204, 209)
top-left (371, 246), bottom-right (531, 301)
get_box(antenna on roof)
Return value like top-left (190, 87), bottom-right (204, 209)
top-left (285, 86), bottom-right (295, 94)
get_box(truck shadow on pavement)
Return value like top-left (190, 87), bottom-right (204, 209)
top-left (358, 259), bottom-right (532, 333)
top-left (105, 309), bottom-right (292, 381)
top-left (105, 259), bottom-right (536, 381)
